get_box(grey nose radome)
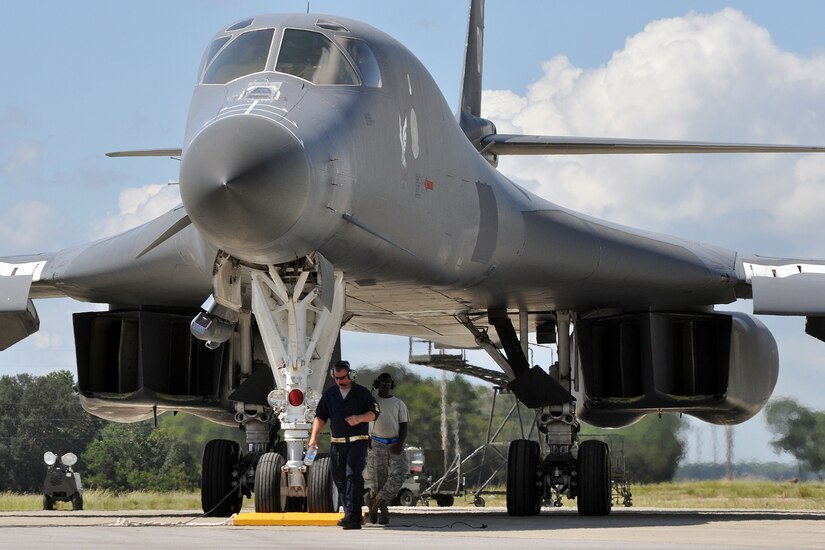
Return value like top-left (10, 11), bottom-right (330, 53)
top-left (179, 115), bottom-right (310, 260)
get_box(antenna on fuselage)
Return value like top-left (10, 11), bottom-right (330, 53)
top-left (457, 0), bottom-right (497, 161)
top-left (306, 2), bottom-right (310, 14)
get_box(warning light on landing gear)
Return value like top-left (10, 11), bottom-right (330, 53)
top-left (288, 389), bottom-right (304, 406)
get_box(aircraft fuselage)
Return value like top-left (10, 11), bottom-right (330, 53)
top-left (177, 13), bottom-right (740, 318)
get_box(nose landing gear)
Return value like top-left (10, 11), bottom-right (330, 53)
top-left (198, 253), bottom-right (344, 515)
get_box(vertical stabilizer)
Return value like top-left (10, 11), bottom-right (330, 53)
top-left (459, 0), bottom-right (484, 118)
top-left (457, 0), bottom-right (497, 160)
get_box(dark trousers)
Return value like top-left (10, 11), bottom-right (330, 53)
top-left (330, 439), bottom-right (368, 521)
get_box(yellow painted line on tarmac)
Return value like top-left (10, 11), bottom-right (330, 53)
top-left (232, 512), bottom-right (358, 526)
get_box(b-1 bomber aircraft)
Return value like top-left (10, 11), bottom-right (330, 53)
top-left (4, 0), bottom-right (825, 517)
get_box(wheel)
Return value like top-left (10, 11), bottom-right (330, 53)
top-left (201, 439), bottom-right (242, 517)
top-left (43, 495), bottom-right (54, 511)
top-left (506, 439), bottom-right (541, 516)
top-left (435, 494), bottom-right (454, 507)
top-left (473, 496), bottom-right (485, 507)
top-left (576, 440), bottom-right (612, 516)
top-left (71, 493), bottom-right (83, 511)
top-left (307, 455), bottom-right (338, 512)
top-left (255, 452), bottom-right (287, 513)
top-left (397, 488), bottom-right (415, 507)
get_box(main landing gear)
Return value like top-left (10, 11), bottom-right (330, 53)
top-left (197, 253), bottom-right (343, 516)
top-left (461, 310), bottom-right (613, 517)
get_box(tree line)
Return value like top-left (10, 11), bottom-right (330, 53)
top-left (765, 397), bottom-right (825, 480)
top-left (1, 366), bottom-right (695, 493)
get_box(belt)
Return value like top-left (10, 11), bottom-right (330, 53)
top-left (330, 435), bottom-right (370, 444)
top-left (370, 435), bottom-right (399, 444)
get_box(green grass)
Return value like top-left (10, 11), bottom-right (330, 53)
top-left (629, 480), bottom-right (825, 510)
top-left (454, 480), bottom-right (825, 510)
top-left (0, 490), bottom-right (202, 511)
top-left (4, 481), bottom-right (825, 511)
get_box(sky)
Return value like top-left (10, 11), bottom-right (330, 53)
top-left (3, 0), bottom-right (825, 465)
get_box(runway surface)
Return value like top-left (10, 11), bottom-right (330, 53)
top-left (1, 506), bottom-right (824, 549)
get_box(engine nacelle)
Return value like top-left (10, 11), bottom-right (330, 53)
top-left (73, 309), bottom-right (235, 425)
top-left (575, 310), bottom-right (778, 428)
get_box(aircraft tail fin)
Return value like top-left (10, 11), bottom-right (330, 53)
top-left (458, 0), bottom-right (484, 119)
top-left (457, 0), bottom-right (497, 154)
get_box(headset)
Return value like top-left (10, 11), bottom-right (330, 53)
top-left (330, 360), bottom-right (354, 380)
top-left (372, 372), bottom-right (395, 390)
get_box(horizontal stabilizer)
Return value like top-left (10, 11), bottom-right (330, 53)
top-left (0, 269), bottom-right (40, 351)
top-left (106, 148), bottom-right (182, 158)
top-left (481, 134), bottom-right (825, 156)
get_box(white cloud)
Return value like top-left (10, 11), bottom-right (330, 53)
top-left (92, 183), bottom-right (182, 238)
top-left (484, 9), bottom-right (825, 255)
top-left (32, 331), bottom-right (63, 350)
top-left (0, 201), bottom-right (54, 249)
top-left (2, 140), bottom-right (42, 177)
top-left (773, 155), bottom-right (825, 233)
top-left (481, 9), bottom-right (825, 462)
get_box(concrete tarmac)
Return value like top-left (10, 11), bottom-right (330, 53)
top-left (1, 506), bottom-right (824, 549)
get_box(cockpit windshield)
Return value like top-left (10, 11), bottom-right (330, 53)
top-left (204, 36), bottom-right (230, 69)
top-left (202, 28), bottom-right (274, 85)
top-left (275, 29), bottom-right (358, 85)
top-left (335, 37), bottom-right (382, 88)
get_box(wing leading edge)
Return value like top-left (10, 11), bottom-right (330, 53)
top-left (481, 134), bottom-right (825, 155)
top-left (106, 148), bottom-right (182, 158)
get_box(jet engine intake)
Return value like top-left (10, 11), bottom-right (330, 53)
top-left (575, 310), bottom-right (778, 428)
top-left (73, 309), bottom-right (234, 425)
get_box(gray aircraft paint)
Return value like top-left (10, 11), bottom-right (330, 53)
top-left (1, 7), bottom-right (822, 518)
top-left (2, 10), bottom-right (825, 349)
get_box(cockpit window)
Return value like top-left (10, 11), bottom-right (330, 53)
top-left (315, 19), bottom-right (349, 32)
top-left (202, 28), bottom-right (274, 85)
top-left (275, 29), bottom-right (358, 85)
top-left (204, 36), bottom-right (231, 69)
top-left (226, 18), bottom-right (254, 32)
top-left (335, 37), bottom-right (382, 88)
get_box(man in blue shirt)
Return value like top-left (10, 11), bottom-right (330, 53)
top-left (308, 360), bottom-right (380, 529)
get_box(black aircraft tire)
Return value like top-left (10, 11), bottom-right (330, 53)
top-left (506, 439), bottom-right (541, 516)
top-left (307, 455), bottom-right (337, 512)
top-left (43, 495), bottom-right (53, 511)
top-left (255, 452), bottom-right (286, 513)
top-left (71, 493), bottom-right (83, 511)
top-left (201, 439), bottom-right (242, 517)
top-left (577, 439), bottom-right (612, 516)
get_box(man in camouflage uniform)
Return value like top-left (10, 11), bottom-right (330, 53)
top-left (366, 372), bottom-right (409, 525)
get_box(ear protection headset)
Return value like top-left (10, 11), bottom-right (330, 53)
top-left (330, 360), bottom-right (353, 380)
top-left (372, 373), bottom-right (395, 390)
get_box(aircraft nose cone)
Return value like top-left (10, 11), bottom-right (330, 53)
top-left (179, 115), bottom-right (309, 259)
